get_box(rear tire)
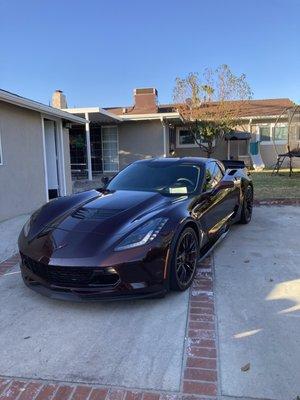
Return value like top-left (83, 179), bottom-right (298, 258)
top-left (170, 227), bottom-right (199, 291)
top-left (239, 185), bottom-right (253, 224)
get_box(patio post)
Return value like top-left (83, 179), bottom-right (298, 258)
top-left (85, 112), bottom-right (92, 180)
top-left (227, 139), bottom-right (230, 159)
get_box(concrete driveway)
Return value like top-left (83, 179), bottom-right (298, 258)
top-left (0, 207), bottom-right (299, 399)
top-left (0, 214), bottom-right (29, 262)
top-left (214, 206), bottom-right (300, 400)
top-left (0, 266), bottom-right (188, 391)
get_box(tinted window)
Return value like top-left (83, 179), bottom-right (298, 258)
top-left (107, 162), bottom-right (201, 195)
top-left (204, 162), bottom-right (223, 190)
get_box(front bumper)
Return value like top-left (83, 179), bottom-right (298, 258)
top-left (20, 251), bottom-right (168, 302)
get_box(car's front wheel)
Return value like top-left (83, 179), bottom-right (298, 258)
top-left (170, 227), bottom-right (199, 291)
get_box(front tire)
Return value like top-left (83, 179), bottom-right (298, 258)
top-left (239, 185), bottom-right (253, 224)
top-left (170, 227), bottom-right (199, 291)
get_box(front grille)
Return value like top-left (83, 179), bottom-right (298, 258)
top-left (21, 255), bottom-right (119, 287)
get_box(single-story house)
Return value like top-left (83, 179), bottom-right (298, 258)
top-left (54, 88), bottom-right (299, 181)
top-left (0, 89), bottom-right (86, 222)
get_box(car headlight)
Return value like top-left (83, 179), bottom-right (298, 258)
top-left (115, 218), bottom-right (168, 251)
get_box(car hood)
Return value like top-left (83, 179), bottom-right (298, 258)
top-left (47, 190), bottom-right (174, 236)
top-left (20, 190), bottom-right (188, 265)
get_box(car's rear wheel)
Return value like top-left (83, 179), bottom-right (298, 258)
top-left (170, 227), bottom-right (199, 291)
top-left (240, 185), bottom-right (253, 224)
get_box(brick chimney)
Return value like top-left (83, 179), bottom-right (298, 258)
top-left (51, 90), bottom-right (67, 109)
top-left (133, 88), bottom-right (158, 113)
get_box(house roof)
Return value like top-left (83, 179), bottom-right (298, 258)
top-left (0, 89), bottom-right (87, 124)
top-left (104, 98), bottom-right (295, 120)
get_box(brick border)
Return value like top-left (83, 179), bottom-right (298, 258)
top-left (254, 198), bottom-right (300, 206)
top-left (0, 255), bottom-right (218, 400)
top-left (0, 254), bottom-right (20, 276)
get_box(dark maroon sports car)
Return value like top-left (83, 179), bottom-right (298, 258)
top-left (18, 157), bottom-right (253, 301)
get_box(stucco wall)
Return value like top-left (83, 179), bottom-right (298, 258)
top-left (0, 101), bottom-right (47, 221)
top-left (0, 102), bottom-right (73, 222)
top-left (173, 136), bottom-right (229, 160)
top-left (118, 120), bottom-right (165, 169)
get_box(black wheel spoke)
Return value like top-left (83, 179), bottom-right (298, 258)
top-left (175, 231), bottom-right (198, 286)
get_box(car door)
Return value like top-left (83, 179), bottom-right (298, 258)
top-left (192, 161), bottom-right (238, 238)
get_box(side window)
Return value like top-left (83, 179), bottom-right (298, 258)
top-left (204, 162), bottom-right (223, 191)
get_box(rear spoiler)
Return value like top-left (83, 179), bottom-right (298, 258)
top-left (222, 160), bottom-right (246, 170)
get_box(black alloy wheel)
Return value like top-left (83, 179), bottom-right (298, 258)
top-left (170, 227), bottom-right (199, 291)
top-left (240, 185), bottom-right (253, 224)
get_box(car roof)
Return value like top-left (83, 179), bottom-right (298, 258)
top-left (133, 157), bottom-right (217, 167)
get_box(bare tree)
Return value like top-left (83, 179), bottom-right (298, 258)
top-left (173, 65), bottom-right (253, 157)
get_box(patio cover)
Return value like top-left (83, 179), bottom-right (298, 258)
top-left (224, 130), bottom-right (251, 140)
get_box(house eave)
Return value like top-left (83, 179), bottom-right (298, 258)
top-left (0, 89), bottom-right (86, 124)
top-left (120, 112), bottom-right (181, 121)
top-left (64, 107), bottom-right (123, 122)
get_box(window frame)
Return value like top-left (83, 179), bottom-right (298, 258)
top-left (176, 127), bottom-right (216, 148)
top-left (258, 123), bottom-right (288, 145)
top-left (273, 123), bottom-right (289, 143)
top-left (101, 125), bottom-right (119, 173)
top-left (176, 127), bottom-right (198, 148)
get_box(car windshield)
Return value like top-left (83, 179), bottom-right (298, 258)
top-left (107, 162), bottom-right (202, 195)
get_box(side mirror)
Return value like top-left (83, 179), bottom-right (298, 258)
top-left (101, 176), bottom-right (110, 186)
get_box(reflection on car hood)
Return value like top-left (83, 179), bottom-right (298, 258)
top-left (47, 190), bottom-right (178, 236)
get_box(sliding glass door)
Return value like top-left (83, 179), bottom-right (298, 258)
top-left (101, 126), bottom-right (119, 173)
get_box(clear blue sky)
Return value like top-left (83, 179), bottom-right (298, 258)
top-left (1, 0), bottom-right (299, 107)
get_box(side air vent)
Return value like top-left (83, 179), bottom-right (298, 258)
top-left (72, 208), bottom-right (123, 220)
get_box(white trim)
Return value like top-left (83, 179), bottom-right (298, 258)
top-left (57, 120), bottom-right (67, 195)
top-left (0, 89), bottom-right (86, 124)
top-left (85, 112), bottom-right (93, 180)
top-left (0, 130), bottom-right (3, 166)
top-left (161, 117), bottom-right (167, 157)
top-left (176, 127), bottom-right (198, 148)
top-left (120, 112), bottom-right (181, 121)
top-left (64, 107), bottom-right (122, 122)
top-left (41, 117), bottom-right (49, 202)
top-left (239, 114), bottom-right (289, 120)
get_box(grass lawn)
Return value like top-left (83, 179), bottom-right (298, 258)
top-left (251, 169), bottom-right (300, 200)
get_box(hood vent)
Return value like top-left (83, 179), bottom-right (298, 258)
top-left (72, 208), bottom-right (124, 220)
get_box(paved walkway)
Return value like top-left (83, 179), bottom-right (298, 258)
top-left (215, 206), bottom-right (300, 400)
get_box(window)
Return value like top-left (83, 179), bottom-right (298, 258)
top-left (259, 124), bottom-right (288, 143)
top-left (176, 128), bottom-right (197, 147)
top-left (107, 161), bottom-right (201, 195)
top-left (205, 162), bottom-right (223, 191)
top-left (101, 126), bottom-right (119, 172)
top-left (0, 131), bottom-right (3, 165)
top-left (274, 125), bottom-right (288, 141)
top-left (259, 126), bottom-right (271, 142)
